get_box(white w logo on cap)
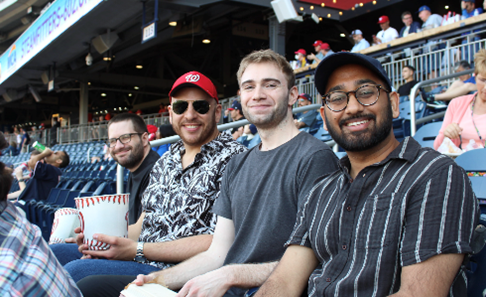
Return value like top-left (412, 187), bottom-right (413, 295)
top-left (185, 74), bottom-right (200, 82)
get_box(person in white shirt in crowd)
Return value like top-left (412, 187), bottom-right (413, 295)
top-left (350, 30), bottom-right (370, 52)
top-left (373, 15), bottom-right (399, 45)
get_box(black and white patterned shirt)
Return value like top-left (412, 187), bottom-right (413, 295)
top-left (288, 137), bottom-right (479, 297)
top-left (139, 130), bottom-right (247, 269)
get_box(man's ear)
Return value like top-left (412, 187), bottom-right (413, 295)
top-left (214, 102), bottom-right (222, 123)
top-left (390, 92), bottom-right (400, 119)
top-left (288, 86), bottom-right (299, 106)
top-left (320, 106), bottom-right (329, 131)
top-left (168, 105), bottom-right (173, 125)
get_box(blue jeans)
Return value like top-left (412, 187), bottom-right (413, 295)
top-left (65, 259), bottom-right (160, 282)
top-left (50, 243), bottom-right (83, 265)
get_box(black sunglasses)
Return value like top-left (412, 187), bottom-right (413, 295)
top-left (172, 100), bottom-right (211, 115)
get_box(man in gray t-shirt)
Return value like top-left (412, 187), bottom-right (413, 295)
top-left (133, 50), bottom-right (339, 297)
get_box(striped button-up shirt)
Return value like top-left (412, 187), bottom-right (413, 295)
top-left (0, 201), bottom-right (82, 296)
top-left (288, 137), bottom-right (479, 297)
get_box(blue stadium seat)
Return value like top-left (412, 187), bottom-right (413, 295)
top-left (412, 122), bottom-right (443, 148)
top-left (313, 125), bottom-right (332, 142)
top-left (393, 101), bottom-right (426, 141)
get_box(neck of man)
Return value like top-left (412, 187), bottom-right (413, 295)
top-left (258, 109), bottom-right (300, 151)
top-left (346, 132), bottom-right (400, 179)
top-left (406, 76), bottom-right (414, 83)
top-left (234, 114), bottom-right (243, 121)
top-left (128, 145), bottom-right (151, 172)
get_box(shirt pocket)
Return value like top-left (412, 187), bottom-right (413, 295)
top-left (355, 192), bottom-right (403, 249)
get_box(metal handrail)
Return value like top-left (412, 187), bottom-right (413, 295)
top-left (409, 68), bottom-right (474, 136)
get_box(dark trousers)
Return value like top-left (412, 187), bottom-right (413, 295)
top-left (77, 275), bottom-right (134, 297)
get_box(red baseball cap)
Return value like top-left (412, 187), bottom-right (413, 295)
top-left (295, 49), bottom-right (307, 55)
top-left (169, 71), bottom-right (219, 103)
top-left (377, 15), bottom-right (389, 24)
top-left (321, 43), bottom-right (331, 50)
top-left (312, 40), bottom-right (323, 47)
top-left (146, 124), bottom-right (158, 134)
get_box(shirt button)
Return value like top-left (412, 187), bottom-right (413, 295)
top-left (349, 179), bottom-right (354, 183)
top-left (363, 173), bottom-right (366, 177)
top-left (347, 206), bottom-right (352, 212)
top-left (326, 278), bottom-right (331, 282)
top-left (342, 245), bottom-right (347, 250)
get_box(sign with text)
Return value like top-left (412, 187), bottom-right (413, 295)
top-left (0, 0), bottom-right (104, 86)
top-left (142, 22), bottom-right (156, 44)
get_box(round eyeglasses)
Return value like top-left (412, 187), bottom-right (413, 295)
top-left (322, 84), bottom-right (389, 112)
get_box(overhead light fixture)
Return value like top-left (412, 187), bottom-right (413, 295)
top-left (88, 82), bottom-right (91, 85)
top-left (169, 21), bottom-right (177, 26)
top-left (340, 33), bottom-right (346, 37)
top-left (339, 11), bottom-right (343, 15)
top-left (202, 38), bottom-right (211, 44)
top-left (327, 13), bottom-right (331, 17)
top-left (333, 0), bottom-right (336, 3)
top-left (86, 53), bottom-right (93, 66)
top-left (128, 93), bottom-right (133, 97)
top-left (359, 3), bottom-right (363, 6)
top-left (352, 7), bottom-right (355, 10)
top-left (134, 86), bottom-right (139, 90)
top-left (321, 3), bottom-right (325, 7)
top-left (445, 5), bottom-right (449, 9)
top-left (136, 65), bottom-right (143, 69)
top-left (310, 5), bottom-right (314, 9)
top-left (103, 51), bottom-right (113, 62)
top-left (101, 93), bottom-right (107, 97)
top-left (373, 0), bottom-right (377, 4)
top-left (319, 17), bottom-right (323, 21)
top-left (299, 7), bottom-right (304, 11)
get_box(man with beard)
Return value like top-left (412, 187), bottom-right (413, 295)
top-left (59, 71), bottom-right (246, 288)
top-left (254, 53), bottom-right (479, 297)
top-left (125, 49), bottom-right (338, 297)
top-left (50, 114), bottom-right (161, 265)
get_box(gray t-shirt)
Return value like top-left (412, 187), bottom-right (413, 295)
top-left (212, 132), bottom-right (339, 296)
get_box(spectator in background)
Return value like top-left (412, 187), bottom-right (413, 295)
top-left (20, 127), bottom-right (30, 153)
top-left (398, 65), bottom-right (418, 100)
top-left (294, 49), bottom-right (308, 69)
top-left (434, 49), bottom-right (486, 150)
top-left (462, 0), bottom-right (483, 18)
top-left (7, 147), bottom-right (69, 202)
top-left (373, 15), bottom-right (399, 44)
top-left (4, 141), bottom-right (18, 157)
top-left (418, 6), bottom-right (443, 30)
top-left (418, 6), bottom-right (443, 80)
top-left (227, 100), bottom-right (246, 140)
top-left (50, 117), bottom-right (60, 147)
top-left (294, 93), bottom-right (318, 130)
top-left (0, 161), bottom-right (82, 297)
top-left (14, 127), bottom-right (21, 151)
top-left (424, 60), bottom-right (477, 102)
top-left (307, 41), bottom-right (333, 64)
top-left (399, 11), bottom-right (421, 37)
top-left (152, 124), bottom-right (176, 157)
top-left (307, 40), bottom-right (326, 64)
top-left (350, 29), bottom-right (370, 52)
top-left (158, 103), bottom-right (168, 115)
top-left (460, 0), bottom-right (483, 62)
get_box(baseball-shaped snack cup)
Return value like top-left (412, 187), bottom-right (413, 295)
top-left (49, 208), bottom-right (80, 244)
top-left (75, 194), bottom-right (129, 250)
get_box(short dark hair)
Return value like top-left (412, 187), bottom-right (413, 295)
top-left (456, 60), bottom-right (471, 70)
top-left (59, 151), bottom-right (70, 168)
top-left (404, 65), bottom-right (415, 72)
top-left (401, 11), bottom-right (412, 19)
top-left (0, 162), bottom-right (13, 202)
top-left (107, 113), bottom-right (148, 136)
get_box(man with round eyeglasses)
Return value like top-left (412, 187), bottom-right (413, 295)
top-left (255, 52), bottom-right (478, 297)
top-left (50, 113), bottom-right (160, 274)
top-left (73, 71), bottom-right (247, 296)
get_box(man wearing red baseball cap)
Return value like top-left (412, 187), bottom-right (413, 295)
top-left (68, 71), bottom-right (247, 294)
top-left (308, 40), bottom-right (334, 65)
top-left (373, 15), bottom-right (398, 45)
top-left (294, 48), bottom-right (308, 69)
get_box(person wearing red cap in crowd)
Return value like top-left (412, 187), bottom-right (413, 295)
top-left (294, 48), bottom-right (307, 69)
top-left (293, 93), bottom-right (318, 130)
top-left (136, 110), bottom-right (143, 116)
top-left (146, 125), bottom-right (158, 142)
top-left (307, 40), bottom-right (334, 65)
top-left (73, 71), bottom-right (247, 295)
top-left (373, 15), bottom-right (398, 45)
